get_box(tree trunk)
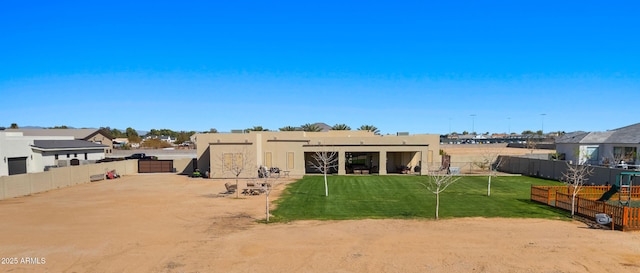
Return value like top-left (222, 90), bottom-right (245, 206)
top-left (265, 192), bottom-right (270, 222)
top-left (324, 173), bottom-right (329, 196)
top-left (571, 193), bottom-right (576, 216)
top-left (235, 177), bottom-right (239, 198)
top-left (435, 192), bottom-right (440, 220)
top-left (487, 175), bottom-right (492, 197)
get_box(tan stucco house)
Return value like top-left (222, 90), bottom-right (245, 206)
top-left (195, 130), bottom-right (440, 178)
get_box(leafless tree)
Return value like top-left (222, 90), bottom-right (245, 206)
top-left (261, 175), bottom-right (281, 223)
top-left (561, 161), bottom-right (594, 216)
top-left (220, 147), bottom-right (255, 198)
top-left (525, 137), bottom-right (537, 154)
top-left (604, 150), bottom-right (626, 168)
top-left (479, 148), bottom-right (504, 196)
top-left (420, 170), bottom-right (461, 219)
top-left (308, 150), bottom-right (339, 196)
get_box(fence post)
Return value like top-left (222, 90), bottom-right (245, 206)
top-left (622, 206), bottom-right (628, 231)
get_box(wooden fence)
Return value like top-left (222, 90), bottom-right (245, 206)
top-left (531, 185), bottom-right (640, 231)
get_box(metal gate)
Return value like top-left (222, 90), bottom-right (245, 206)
top-left (138, 160), bottom-right (174, 173)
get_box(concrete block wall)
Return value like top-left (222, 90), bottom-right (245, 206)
top-left (0, 160), bottom-right (138, 200)
top-left (498, 156), bottom-right (630, 185)
top-left (174, 158), bottom-right (195, 175)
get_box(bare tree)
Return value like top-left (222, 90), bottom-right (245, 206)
top-left (525, 137), bottom-right (537, 154)
top-left (420, 170), bottom-right (461, 219)
top-left (308, 150), bottom-right (339, 196)
top-left (561, 161), bottom-right (594, 216)
top-left (220, 147), bottom-right (255, 198)
top-left (478, 148), bottom-right (503, 196)
top-left (261, 174), bottom-right (281, 223)
top-left (486, 156), bottom-right (503, 197)
top-left (604, 150), bottom-right (627, 168)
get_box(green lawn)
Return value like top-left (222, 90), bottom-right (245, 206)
top-left (270, 175), bottom-right (569, 222)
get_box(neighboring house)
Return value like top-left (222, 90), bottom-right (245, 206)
top-left (0, 131), bottom-right (107, 176)
top-left (4, 128), bottom-right (114, 154)
top-left (159, 135), bottom-right (176, 144)
top-left (555, 123), bottom-right (640, 167)
top-left (113, 138), bottom-right (129, 148)
top-left (144, 135), bottom-right (176, 144)
top-left (31, 140), bottom-right (108, 169)
top-left (196, 130), bottom-right (440, 178)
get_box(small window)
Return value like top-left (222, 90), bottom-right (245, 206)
top-left (265, 152), bottom-right (272, 168)
top-left (67, 154), bottom-right (70, 158)
top-left (84, 153), bottom-right (88, 160)
top-left (287, 152), bottom-right (294, 170)
top-left (74, 153), bottom-right (77, 158)
top-left (55, 154), bottom-right (59, 160)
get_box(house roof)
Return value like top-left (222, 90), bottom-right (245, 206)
top-left (31, 140), bottom-right (108, 150)
top-left (605, 123), bottom-right (640, 144)
top-left (555, 131), bottom-right (588, 143)
top-left (5, 128), bottom-right (114, 140)
top-left (581, 131), bottom-right (615, 143)
top-left (555, 123), bottom-right (640, 145)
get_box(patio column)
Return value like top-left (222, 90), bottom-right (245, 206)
top-left (379, 151), bottom-right (387, 175)
top-left (338, 151), bottom-right (346, 175)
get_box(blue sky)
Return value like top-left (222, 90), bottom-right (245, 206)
top-left (1, 1), bottom-right (638, 135)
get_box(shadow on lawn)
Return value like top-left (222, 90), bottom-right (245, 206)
top-left (516, 198), bottom-right (571, 218)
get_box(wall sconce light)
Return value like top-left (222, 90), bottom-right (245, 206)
top-left (3, 157), bottom-right (6, 163)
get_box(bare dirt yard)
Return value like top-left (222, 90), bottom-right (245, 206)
top-left (1, 174), bottom-right (640, 273)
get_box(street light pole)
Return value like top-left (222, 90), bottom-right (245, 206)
top-left (541, 113), bottom-right (546, 134)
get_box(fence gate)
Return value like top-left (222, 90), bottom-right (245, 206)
top-left (138, 160), bottom-right (174, 173)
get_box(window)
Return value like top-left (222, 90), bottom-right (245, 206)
top-left (287, 152), bottom-right (294, 170)
top-left (584, 147), bottom-right (599, 163)
top-left (613, 147), bottom-right (637, 163)
top-left (55, 154), bottom-right (59, 160)
top-left (265, 152), bottom-right (272, 168)
top-left (74, 153), bottom-right (77, 158)
top-left (224, 153), bottom-right (245, 172)
top-left (234, 153), bottom-right (243, 169)
top-left (223, 153), bottom-right (233, 171)
top-left (84, 153), bottom-right (88, 160)
top-left (67, 154), bottom-right (70, 158)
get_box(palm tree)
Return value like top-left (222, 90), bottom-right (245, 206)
top-left (301, 123), bottom-right (322, 132)
top-left (279, 126), bottom-right (299, 131)
top-left (331, 124), bottom-right (351, 130)
top-left (245, 126), bottom-right (267, 133)
top-left (358, 125), bottom-right (380, 135)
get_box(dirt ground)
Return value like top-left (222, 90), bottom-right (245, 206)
top-left (1, 174), bottom-right (640, 273)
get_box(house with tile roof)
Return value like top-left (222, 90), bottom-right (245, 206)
top-left (555, 123), bottom-right (640, 167)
